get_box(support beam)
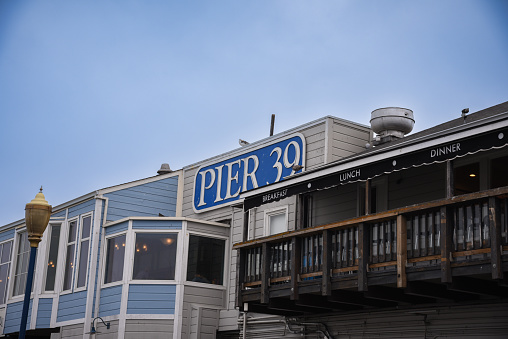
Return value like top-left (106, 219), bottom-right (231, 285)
top-left (290, 237), bottom-right (301, 301)
top-left (397, 214), bottom-right (407, 288)
top-left (440, 206), bottom-right (453, 283)
top-left (358, 223), bottom-right (369, 291)
top-left (261, 243), bottom-right (270, 304)
top-left (405, 281), bottom-right (476, 302)
top-left (322, 230), bottom-right (332, 296)
top-left (236, 249), bottom-right (246, 308)
top-left (447, 277), bottom-right (508, 297)
top-left (489, 197), bottom-right (503, 280)
top-left (330, 290), bottom-right (395, 308)
top-left (365, 286), bottom-right (435, 305)
top-left (446, 160), bottom-right (454, 198)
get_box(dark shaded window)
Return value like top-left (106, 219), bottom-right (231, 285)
top-left (454, 163), bottom-right (480, 195)
top-left (45, 224), bottom-right (61, 291)
top-left (490, 155), bottom-right (508, 189)
top-left (0, 241), bottom-right (12, 304)
top-left (132, 233), bottom-right (177, 280)
top-left (187, 235), bottom-right (225, 285)
top-left (104, 234), bottom-right (126, 284)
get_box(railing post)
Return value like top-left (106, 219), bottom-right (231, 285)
top-left (236, 248), bottom-right (246, 308)
top-left (290, 236), bottom-right (301, 300)
top-left (261, 243), bottom-right (270, 304)
top-left (489, 197), bottom-right (503, 280)
top-left (396, 215), bottom-right (407, 288)
top-left (358, 223), bottom-right (369, 291)
top-left (322, 230), bottom-right (332, 296)
top-left (440, 206), bottom-right (453, 283)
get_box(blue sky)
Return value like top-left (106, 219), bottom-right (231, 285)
top-left (0, 0), bottom-right (507, 225)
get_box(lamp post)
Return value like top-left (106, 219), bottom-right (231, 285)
top-left (19, 188), bottom-right (52, 339)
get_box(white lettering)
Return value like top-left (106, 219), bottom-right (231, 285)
top-left (271, 147), bottom-right (283, 182)
top-left (242, 155), bottom-right (259, 192)
top-left (430, 143), bottom-right (461, 158)
top-left (224, 160), bottom-right (242, 199)
top-left (284, 141), bottom-right (301, 175)
top-left (214, 165), bottom-right (225, 203)
top-left (198, 169), bottom-right (216, 207)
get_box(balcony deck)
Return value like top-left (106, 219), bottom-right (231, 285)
top-left (234, 187), bottom-right (508, 315)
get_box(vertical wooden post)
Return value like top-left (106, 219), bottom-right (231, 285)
top-left (396, 215), bottom-right (407, 288)
top-left (365, 179), bottom-right (371, 215)
top-left (261, 243), bottom-right (270, 304)
top-left (489, 197), bottom-right (503, 280)
top-left (358, 223), bottom-right (370, 291)
top-left (243, 210), bottom-right (249, 242)
top-left (322, 230), bottom-right (332, 296)
top-left (297, 194), bottom-right (304, 230)
top-left (290, 237), bottom-right (301, 300)
top-left (236, 249), bottom-right (246, 308)
top-left (440, 206), bottom-right (453, 283)
top-left (446, 160), bottom-right (454, 198)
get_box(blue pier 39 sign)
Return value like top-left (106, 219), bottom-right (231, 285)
top-left (193, 134), bottom-right (306, 213)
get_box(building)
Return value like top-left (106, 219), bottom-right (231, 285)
top-left (1, 102), bottom-right (507, 338)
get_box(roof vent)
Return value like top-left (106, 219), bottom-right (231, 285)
top-left (370, 107), bottom-right (414, 145)
top-left (157, 163), bottom-right (173, 175)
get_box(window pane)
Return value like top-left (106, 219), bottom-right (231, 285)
top-left (76, 240), bottom-right (89, 288)
top-left (13, 232), bottom-right (31, 297)
top-left (269, 213), bottom-right (286, 235)
top-left (63, 244), bottom-right (75, 290)
top-left (1, 241), bottom-right (12, 264)
top-left (0, 263), bottom-right (9, 304)
top-left (104, 235), bottom-right (126, 284)
top-left (454, 163), bottom-right (480, 195)
top-left (81, 216), bottom-right (91, 239)
top-left (45, 225), bottom-right (60, 291)
top-left (187, 235), bottom-right (225, 285)
top-left (68, 221), bottom-right (77, 242)
top-left (132, 233), bottom-right (177, 280)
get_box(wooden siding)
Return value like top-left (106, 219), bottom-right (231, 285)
top-left (127, 284), bottom-right (176, 314)
top-left (124, 319), bottom-right (174, 339)
top-left (189, 307), bottom-right (219, 339)
top-left (182, 286), bottom-right (225, 337)
top-left (4, 300), bottom-right (31, 334)
top-left (52, 209), bottom-right (67, 218)
top-left (329, 119), bottom-right (372, 162)
top-left (105, 176), bottom-right (179, 222)
top-left (104, 221), bottom-right (129, 236)
top-left (35, 298), bottom-right (53, 328)
top-left (132, 219), bottom-right (182, 230)
top-left (57, 291), bottom-right (87, 322)
top-left (68, 199), bottom-right (95, 219)
top-left (0, 229), bottom-right (14, 242)
top-left (59, 323), bottom-right (86, 339)
top-left (187, 221), bottom-right (229, 237)
top-left (95, 319), bottom-right (119, 339)
top-left (312, 183), bottom-right (358, 226)
top-left (98, 285), bottom-right (122, 317)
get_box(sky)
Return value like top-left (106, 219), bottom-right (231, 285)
top-left (0, 0), bottom-right (507, 225)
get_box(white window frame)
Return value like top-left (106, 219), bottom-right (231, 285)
top-left (0, 238), bottom-right (13, 305)
top-left (9, 229), bottom-right (30, 300)
top-left (101, 232), bottom-right (127, 288)
top-left (264, 206), bottom-right (289, 236)
top-left (184, 231), bottom-right (228, 289)
top-left (74, 213), bottom-right (93, 292)
top-left (42, 222), bottom-right (62, 293)
top-left (61, 217), bottom-right (79, 293)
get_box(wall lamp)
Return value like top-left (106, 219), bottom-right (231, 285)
top-left (90, 317), bottom-right (110, 334)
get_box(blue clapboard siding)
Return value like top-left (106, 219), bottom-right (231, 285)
top-left (99, 285), bottom-right (122, 317)
top-left (0, 229), bottom-right (15, 242)
top-left (127, 284), bottom-right (176, 314)
top-left (105, 176), bottom-right (179, 222)
top-left (68, 199), bottom-right (96, 219)
top-left (105, 221), bottom-right (129, 236)
top-left (57, 291), bottom-right (87, 322)
top-left (36, 298), bottom-right (53, 328)
top-left (132, 220), bottom-right (182, 230)
top-left (4, 300), bottom-right (32, 334)
top-left (52, 210), bottom-right (66, 218)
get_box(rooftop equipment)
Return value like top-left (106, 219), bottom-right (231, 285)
top-left (370, 107), bottom-right (415, 145)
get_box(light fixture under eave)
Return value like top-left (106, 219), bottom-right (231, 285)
top-left (469, 173), bottom-right (476, 177)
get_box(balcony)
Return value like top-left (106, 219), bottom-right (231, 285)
top-left (234, 187), bottom-right (508, 315)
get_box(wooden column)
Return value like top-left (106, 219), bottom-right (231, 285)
top-left (236, 249), bottom-right (246, 308)
top-left (446, 160), bottom-right (454, 198)
top-left (297, 194), bottom-right (304, 230)
top-left (396, 215), bottom-right (407, 288)
top-left (290, 237), bottom-right (301, 300)
top-left (242, 210), bottom-right (249, 242)
top-left (440, 206), bottom-right (453, 283)
top-left (322, 230), bottom-right (332, 296)
top-left (261, 243), bottom-right (270, 304)
top-left (489, 197), bottom-right (503, 280)
top-left (365, 179), bottom-right (371, 215)
top-left (358, 223), bottom-right (370, 291)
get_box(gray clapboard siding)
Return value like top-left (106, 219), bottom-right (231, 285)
top-left (182, 286), bottom-right (225, 337)
top-left (59, 323), bottom-right (85, 339)
top-left (36, 298), bottom-right (53, 328)
top-left (98, 285), bottom-right (122, 317)
top-left (104, 221), bottom-right (129, 236)
top-left (132, 219), bottom-right (182, 230)
top-left (95, 320), bottom-right (119, 339)
top-left (68, 199), bottom-right (95, 219)
top-left (187, 221), bottom-right (229, 237)
top-left (125, 319), bottom-right (174, 339)
top-left (105, 176), bottom-right (179, 222)
top-left (388, 163), bottom-right (446, 209)
top-left (4, 300), bottom-right (31, 334)
top-left (312, 184), bottom-right (358, 226)
top-left (0, 229), bottom-right (14, 242)
top-left (127, 284), bottom-right (176, 314)
top-left (57, 291), bottom-right (87, 322)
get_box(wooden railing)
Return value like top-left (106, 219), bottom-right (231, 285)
top-left (235, 187), bottom-right (508, 305)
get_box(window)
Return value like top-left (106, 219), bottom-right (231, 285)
top-left (104, 234), bottom-right (126, 284)
top-left (63, 220), bottom-right (77, 291)
top-left (13, 232), bottom-right (31, 297)
top-left (490, 155), bottom-right (508, 189)
top-left (76, 215), bottom-right (91, 288)
top-left (44, 224), bottom-right (61, 291)
top-left (0, 241), bottom-right (12, 304)
top-left (132, 233), bottom-right (177, 280)
top-left (265, 207), bottom-right (288, 236)
top-left (186, 235), bottom-right (225, 285)
top-left (454, 162), bottom-right (480, 195)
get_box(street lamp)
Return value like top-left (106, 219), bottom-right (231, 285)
top-left (19, 188), bottom-right (52, 339)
